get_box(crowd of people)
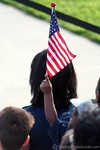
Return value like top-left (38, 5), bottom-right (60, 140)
top-left (0, 49), bottom-right (100, 150)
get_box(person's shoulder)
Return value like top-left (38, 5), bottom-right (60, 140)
top-left (22, 105), bottom-right (34, 113)
top-left (23, 105), bottom-right (32, 109)
top-left (23, 105), bottom-right (45, 115)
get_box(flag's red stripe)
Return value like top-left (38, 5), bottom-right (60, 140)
top-left (63, 41), bottom-right (76, 59)
top-left (67, 47), bottom-right (76, 58)
top-left (57, 32), bottom-right (75, 60)
top-left (47, 49), bottom-right (62, 71)
top-left (53, 33), bottom-right (69, 64)
top-left (56, 32), bottom-right (71, 61)
top-left (46, 69), bottom-right (53, 78)
top-left (51, 35), bottom-right (66, 66)
top-left (46, 58), bottom-right (58, 77)
top-left (55, 32), bottom-right (71, 63)
top-left (49, 37), bottom-right (66, 67)
top-left (48, 42), bottom-right (64, 69)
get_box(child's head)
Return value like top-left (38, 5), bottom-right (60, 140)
top-left (0, 106), bottom-right (34, 150)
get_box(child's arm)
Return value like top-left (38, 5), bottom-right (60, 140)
top-left (40, 75), bottom-right (58, 127)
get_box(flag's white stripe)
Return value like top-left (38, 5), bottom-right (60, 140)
top-left (51, 35), bottom-right (67, 66)
top-left (54, 33), bottom-right (70, 63)
top-left (48, 42), bottom-right (64, 69)
top-left (47, 53), bottom-right (60, 72)
top-left (55, 32), bottom-right (73, 60)
top-left (55, 33), bottom-right (71, 61)
top-left (56, 32), bottom-right (73, 59)
top-left (46, 63), bottom-right (55, 76)
top-left (57, 32), bottom-right (74, 60)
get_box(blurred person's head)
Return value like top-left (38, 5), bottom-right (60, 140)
top-left (68, 108), bottom-right (78, 129)
top-left (68, 77), bottom-right (99, 130)
top-left (30, 49), bottom-right (77, 110)
top-left (74, 109), bottom-right (100, 150)
top-left (0, 106), bottom-right (34, 150)
top-left (60, 129), bottom-right (74, 150)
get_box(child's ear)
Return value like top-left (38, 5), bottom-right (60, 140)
top-left (23, 135), bottom-right (30, 147)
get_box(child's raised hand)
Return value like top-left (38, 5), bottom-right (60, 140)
top-left (40, 74), bottom-right (52, 94)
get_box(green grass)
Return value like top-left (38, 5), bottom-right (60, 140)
top-left (1, 0), bottom-right (100, 43)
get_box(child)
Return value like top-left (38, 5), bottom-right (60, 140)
top-left (0, 106), bottom-right (34, 150)
top-left (40, 74), bottom-right (58, 127)
top-left (40, 74), bottom-right (71, 146)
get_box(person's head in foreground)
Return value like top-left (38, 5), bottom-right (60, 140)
top-left (0, 106), bottom-right (34, 150)
top-left (30, 49), bottom-right (77, 110)
top-left (60, 129), bottom-right (74, 150)
top-left (74, 109), bottom-right (100, 150)
top-left (68, 99), bottom-right (98, 129)
top-left (68, 77), bottom-right (100, 129)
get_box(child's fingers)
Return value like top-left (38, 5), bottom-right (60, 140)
top-left (45, 74), bottom-right (50, 83)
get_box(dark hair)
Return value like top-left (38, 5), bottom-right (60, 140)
top-left (95, 77), bottom-right (100, 104)
top-left (30, 49), bottom-right (77, 110)
top-left (95, 77), bottom-right (100, 93)
top-left (74, 109), bottom-right (100, 150)
top-left (60, 129), bottom-right (74, 150)
top-left (0, 106), bottom-right (34, 150)
top-left (97, 78), bottom-right (100, 93)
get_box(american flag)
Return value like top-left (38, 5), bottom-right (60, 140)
top-left (46, 7), bottom-right (76, 78)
